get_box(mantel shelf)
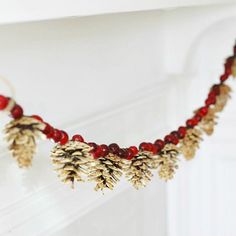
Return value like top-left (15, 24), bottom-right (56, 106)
top-left (0, 0), bottom-right (234, 25)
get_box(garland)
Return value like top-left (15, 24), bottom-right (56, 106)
top-left (0, 43), bottom-right (236, 191)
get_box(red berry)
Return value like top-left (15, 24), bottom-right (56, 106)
top-left (100, 144), bottom-right (109, 156)
top-left (60, 131), bottom-right (69, 145)
top-left (43, 123), bottom-right (51, 134)
top-left (153, 144), bottom-right (161, 154)
top-left (194, 114), bottom-right (202, 122)
top-left (109, 143), bottom-right (120, 154)
top-left (31, 115), bottom-right (43, 122)
top-left (178, 126), bottom-right (187, 139)
top-left (165, 134), bottom-right (179, 145)
top-left (72, 134), bottom-right (84, 142)
top-left (154, 139), bottom-right (165, 149)
top-left (171, 131), bottom-right (179, 138)
top-left (52, 129), bottom-right (62, 142)
top-left (146, 143), bottom-right (154, 152)
top-left (208, 91), bottom-right (216, 99)
top-left (164, 135), bottom-right (173, 144)
top-left (205, 97), bottom-right (216, 107)
top-left (139, 142), bottom-right (148, 151)
top-left (129, 146), bottom-right (138, 156)
top-left (151, 144), bottom-right (158, 154)
top-left (225, 65), bottom-right (232, 75)
top-left (186, 119), bottom-right (196, 128)
top-left (211, 85), bottom-right (220, 96)
top-left (126, 149), bottom-right (134, 160)
top-left (198, 107), bottom-right (208, 117)
top-left (0, 95), bottom-right (9, 110)
top-left (220, 74), bottom-right (229, 82)
top-left (43, 123), bottom-right (54, 139)
top-left (11, 104), bottom-right (23, 119)
top-left (93, 145), bottom-right (103, 159)
top-left (88, 142), bottom-right (98, 152)
top-left (118, 148), bottom-right (128, 159)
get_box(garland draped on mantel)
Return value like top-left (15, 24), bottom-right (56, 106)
top-left (0, 43), bottom-right (236, 191)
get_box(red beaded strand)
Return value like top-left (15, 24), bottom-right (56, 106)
top-left (0, 42), bottom-right (235, 161)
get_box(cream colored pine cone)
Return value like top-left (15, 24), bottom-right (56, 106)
top-left (5, 116), bottom-right (45, 168)
top-left (88, 154), bottom-right (125, 191)
top-left (180, 128), bottom-right (202, 160)
top-left (157, 144), bottom-right (179, 181)
top-left (199, 108), bottom-right (218, 135)
top-left (51, 141), bottom-right (93, 188)
top-left (124, 151), bottom-right (158, 189)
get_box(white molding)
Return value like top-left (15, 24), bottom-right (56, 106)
top-left (0, 0), bottom-right (234, 25)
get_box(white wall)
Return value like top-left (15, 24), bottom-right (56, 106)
top-left (0, 2), bottom-right (236, 236)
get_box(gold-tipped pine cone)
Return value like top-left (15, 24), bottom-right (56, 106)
top-left (214, 84), bottom-right (231, 112)
top-left (124, 151), bottom-right (158, 189)
top-left (180, 128), bottom-right (202, 160)
top-left (5, 116), bottom-right (45, 168)
top-left (156, 144), bottom-right (179, 181)
top-left (232, 56), bottom-right (236, 78)
top-left (199, 108), bottom-right (218, 136)
top-left (88, 154), bottom-right (125, 191)
top-left (51, 141), bottom-right (93, 188)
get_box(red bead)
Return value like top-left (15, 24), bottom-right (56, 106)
top-left (109, 143), bottom-right (120, 154)
top-left (151, 144), bottom-right (158, 154)
top-left (186, 119), bottom-right (196, 128)
top-left (11, 104), bottom-right (23, 119)
top-left (154, 139), bottom-right (165, 149)
top-left (43, 123), bottom-right (51, 134)
top-left (171, 131), bottom-right (179, 138)
top-left (0, 95), bottom-right (9, 110)
top-left (178, 126), bottom-right (187, 139)
top-left (93, 145), bottom-right (103, 159)
top-left (165, 134), bottom-right (179, 145)
top-left (208, 91), bottom-right (216, 99)
top-left (44, 123), bottom-right (54, 139)
top-left (31, 115), bottom-right (43, 122)
top-left (211, 85), bottom-right (220, 96)
top-left (220, 74), bottom-right (229, 82)
top-left (52, 129), bottom-right (62, 143)
top-left (60, 131), bottom-right (69, 145)
top-left (129, 146), bottom-right (138, 156)
top-left (72, 134), bottom-right (84, 142)
top-left (198, 107), bottom-right (208, 117)
top-left (146, 143), bottom-right (154, 152)
top-left (205, 97), bottom-right (216, 107)
top-left (194, 114), bottom-right (201, 122)
top-left (126, 149), bottom-right (134, 160)
top-left (172, 135), bottom-right (179, 145)
top-left (153, 144), bottom-right (161, 154)
top-left (100, 144), bottom-right (109, 156)
top-left (88, 142), bottom-right (98, 152)
top-left (118, 149), bottom-right (128, 159)
top-left (139, 142), bottom-right (148, 151)
top-left (164, 135), bottom-right (173, 144)
top-left (225, 57), bottom-right (233, 71)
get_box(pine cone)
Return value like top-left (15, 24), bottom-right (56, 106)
top-left (156, 144), bottom-right (179, 181)
top-left (199, 108), bottom-right (218, 135)
top-left (51, 141), bottom-right (93, 188)
top-left (5, 116), bottom-right (45, 168)
top-left (124, 151), bottom-right (157, 189)
top-left (214, 84), bottom-right (231, 112)
top-left (180, 128), bottom-right (202, 160)
top-left (232, 57), bottom-right (236, 78)
top-left (88, 154), bottom-right (125, 191)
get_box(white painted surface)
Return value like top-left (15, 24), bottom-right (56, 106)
top-left (0, 0), bottom-right (235, 25)
top-left (0, 2), bottom-right (235, 236)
